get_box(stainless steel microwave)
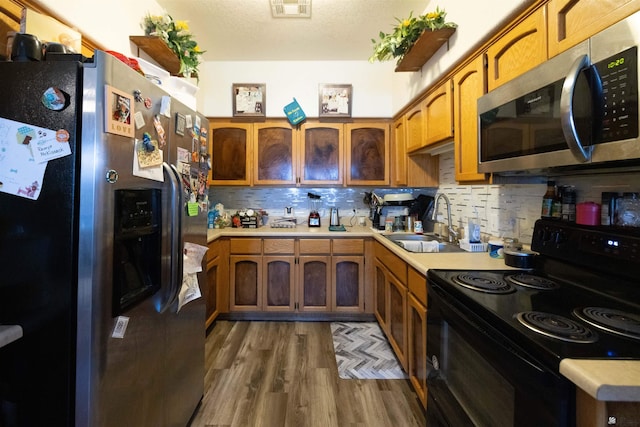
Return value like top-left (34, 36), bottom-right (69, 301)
top-left (478, 11), bottom-right (640, 175)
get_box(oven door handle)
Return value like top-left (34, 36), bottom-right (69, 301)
top-left (430, 284), bottom-right (546, 373)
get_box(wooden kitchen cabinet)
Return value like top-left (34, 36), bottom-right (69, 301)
top-left (263, 255), bottom-right (296, 311)
top-left (229, 238), bottom-right (262, 311)
top-left (405, 102), bottom-right (425, 153)
top-left (453, 54), bottom-right (489, 183)
top-left (374, 259), bottom-right (388, 332)
top-left (263, 238), bottom-right (295, 311)
top-left (229, 255), bottom-right (262, 311)
top-left (345, 123), bottom-right (390, 186)
top-left (407, 267), bottom-right (428, 408)
top-left (225, 237), bottom-right (370, 316)
top-left (299, 122), bottom-right (344, 185)
top-left (332, 239), bottom-right (365, 312)
top-left (576, 387), bottom-right (640, 426)
top-left (548, 0), bottom-right (640, 58)
top-left (392, 116), bottom-right (408, 186)
top-left (374, 241), bottom-right (408, 371)
top-left (253, 122), bottom-right (297, 185)
top-left (423, 79), bottom-right (454, 147)
top-left (388, 271), bottom-right (408, 371)
top-left (486, 6), bottom-right (548, 91)
top-left (298, 238), bottom-right (331, 312)
top-left (205, 240), bottom-right (222, 328)
top-left (209, 122), bottom-right (252, 186)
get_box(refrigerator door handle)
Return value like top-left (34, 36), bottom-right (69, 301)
top-left (160, 162), bottom-right (183, 313)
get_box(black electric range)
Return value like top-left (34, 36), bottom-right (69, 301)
top-left (427, 219), bottom-right (640, 372)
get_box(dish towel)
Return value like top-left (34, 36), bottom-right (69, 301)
top-left (397, 240), bottom-right (422, 252)
top-left (421, 240), bottom-right (440, 252)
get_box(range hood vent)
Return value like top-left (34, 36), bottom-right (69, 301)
top-left (271, 0), bottom-right (311, 18)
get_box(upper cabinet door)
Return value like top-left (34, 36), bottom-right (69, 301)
top-left (423, 79), bottom-right (453, 147)
top-left (253, 122), bottom-right (297, 185)
top-left (209, 123), bottom-right (252, 186)
top-left (548, 0), bottom-right (640, 58)
top-left (486, 6), bottom-right (548, 91)
top-left (453, 54), bottom-right (489, 183)
top-left (299, 122), bottom-right (344, 186)
top-left (345, 122), bottom-right (390, 186)
top-left (392, 116), bottom-right (407, 186)
top-left (405, 102), bottom-right (425, 153)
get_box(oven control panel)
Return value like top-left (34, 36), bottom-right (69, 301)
top-left (532, 219), bottom-right (639, 277)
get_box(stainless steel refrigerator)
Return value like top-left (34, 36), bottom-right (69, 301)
top-left (0, 50), bottom-right (207, 427)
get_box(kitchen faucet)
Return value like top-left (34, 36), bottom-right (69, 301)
top-left (431, 193), bottom-right (459, 243)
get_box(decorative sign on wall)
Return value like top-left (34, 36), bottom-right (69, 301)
top-left (319, 84), bottom-right (352, 118)
top-left (232, 83), bottom-right (266, 117)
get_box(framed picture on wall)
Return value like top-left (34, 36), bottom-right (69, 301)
top-left (319, 84), bottom-right (352, 118)
top-left (232, 83), bottom-right (266, 117)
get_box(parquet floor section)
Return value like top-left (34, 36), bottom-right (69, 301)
top-left (189, 321), bottom-right (426, 427)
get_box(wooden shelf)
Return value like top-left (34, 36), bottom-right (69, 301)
top-left (395, 28), bottom-right (456, 72)
top-left (129, 35), bottom-right (181, 75)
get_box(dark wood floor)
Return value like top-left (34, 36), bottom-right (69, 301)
top-left (190, 321), bottom-right (426, 427)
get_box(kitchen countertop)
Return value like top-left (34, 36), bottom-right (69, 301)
top-left (560, 359), bottom-right (640, 401)
top-left (206, 221), bottom-right (640, 401)
top-left (207, 223), bottom-right (511, 274)
top-left (0, 325), bottom-right (23, 349)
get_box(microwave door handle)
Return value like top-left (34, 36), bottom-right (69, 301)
top-left (560, 54), bottom-right (593, 162)
top-left (160, 162), bottom-right (182, 313)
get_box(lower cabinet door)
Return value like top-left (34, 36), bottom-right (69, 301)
top-left (332, 256), bottom-right (364, 312)
top-left (374, 259), bottom-right (388, 333)
top-left (229, 255), bottom-right (262, 311)
top-left (388, 273), bottom-right (407, 371)
top-left (298, 256), bottom-right (331, 312)
top-left (408, 293), bottom-right (427, 408)
top-left (263, 256), bottom-right (296, 311)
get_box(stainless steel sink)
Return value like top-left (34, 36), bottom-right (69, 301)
top-left (383, 233), bottom-right (464, 253)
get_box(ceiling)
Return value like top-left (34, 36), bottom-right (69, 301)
top-left (155, 0), bottom-right (430, 61)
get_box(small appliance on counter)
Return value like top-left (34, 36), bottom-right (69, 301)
top-left (307, 192), bottom-right (322, 227)
top-left (330, 207), bottom-right (340, 226)
top-left (374, 193), bottom-right (415, 230)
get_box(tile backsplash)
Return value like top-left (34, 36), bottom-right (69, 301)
top-left (208, 151), bottom-right (640, 244)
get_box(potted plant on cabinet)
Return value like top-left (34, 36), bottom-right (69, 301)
top-left (369, 7), bottom-right (457, 72)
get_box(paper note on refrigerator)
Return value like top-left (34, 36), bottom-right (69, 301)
top-left (0, 116), bottom-right (69, 200)
top-left (177, 242), bottom-right (209, 312)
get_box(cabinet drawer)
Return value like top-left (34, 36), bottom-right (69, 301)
top-left (263, 238), bottom-right (295, 254)
top-left (408, 266), bottom-right (427, 306)
top-left (299, 238), bottom-right (331, 254)
top-left (229, 238), bottom-right (262, 254)
top-left (332, 238), bottom-right (364, 254)
top-left (375, 241), bottom-right (407, 283)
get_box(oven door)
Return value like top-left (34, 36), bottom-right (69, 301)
top-left (426, 280), bottom-right (575, 427)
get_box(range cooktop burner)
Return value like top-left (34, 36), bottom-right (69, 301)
top-left (574, 307), bottom-right (640, 341)
top-left (451, 273), bottom-right (515, 294)
top-left (516, 311), bottom-right (598, 343)
top-left (506, 273), bottom-right (559, 290)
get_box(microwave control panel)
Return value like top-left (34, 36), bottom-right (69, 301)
top-left (594, 46), bottom-right (638, 143)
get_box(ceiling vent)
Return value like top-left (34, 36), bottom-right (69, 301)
top-left (270, 0), bottom-right (311, 18)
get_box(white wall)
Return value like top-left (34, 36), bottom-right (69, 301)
top-left (37, 0), bottom-right (164, 54)
top-left (198, 60), bottom-right (396, 118)
top-left (41, 0), bottom-right (531, 117)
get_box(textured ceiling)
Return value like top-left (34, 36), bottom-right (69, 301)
top-left (155, 0), bottom-right (430, 61)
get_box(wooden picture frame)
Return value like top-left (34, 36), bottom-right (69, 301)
top-left (105, 84), bottom-right (134, 137)
top-left (319, 84), bottom-right (352, 118)
top-left (232, 83), bottom-right (266, 117)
